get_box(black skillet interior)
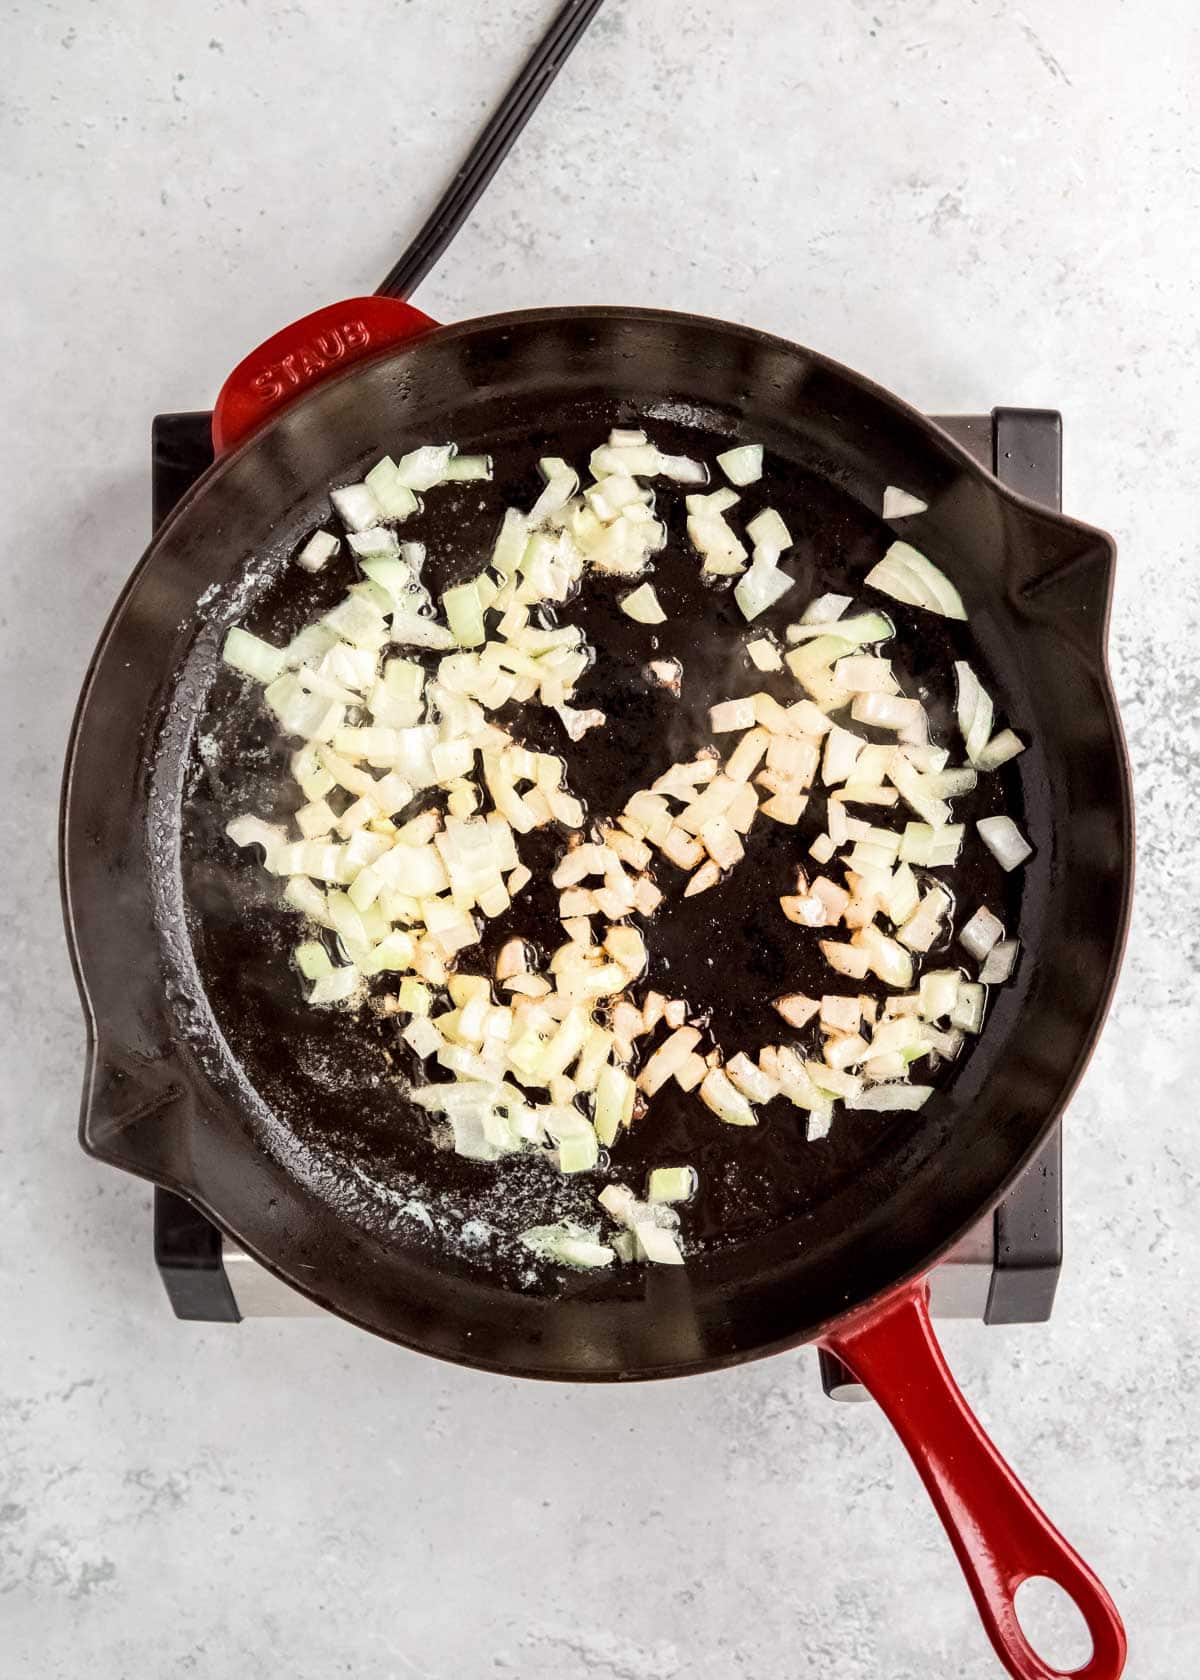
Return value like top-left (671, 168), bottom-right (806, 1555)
top-left (62, 308), bottom-right (1131, 1377)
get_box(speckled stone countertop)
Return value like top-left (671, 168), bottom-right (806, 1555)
top-left (2, 1), bottom-right (1197, 1674)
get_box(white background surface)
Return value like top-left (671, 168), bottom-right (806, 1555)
top-left (3, 1), bottom-right (1198, 1674)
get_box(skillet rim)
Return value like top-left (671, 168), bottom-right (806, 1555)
top-left (60, 304), bottom-right (1134, 1376)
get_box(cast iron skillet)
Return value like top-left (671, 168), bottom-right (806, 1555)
top-left (62, 299), bottom-right (1132, 1680)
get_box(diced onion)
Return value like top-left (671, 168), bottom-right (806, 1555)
top-left (520, 1221), bottom-right (614, 1268)
top-left (592, 443), bottom-right (662, 479)
top-left (761, 791), bottom-right (807, 824)
top-left (866, 1016), bottom-right (926, 1058)
top-left (347, 526), bottom-right (400, 561)
top-left (390, 612), bottom-right (457, 651)
top-left (331, 483), bottom-right (384, 532)
top-left (684, 860), bottom-right (720, 896)
top-left (296, 530), bottom-right (340, 573)
top-left (745, 508), bottom-right (791, 553)
top-left (709, 697), bottom-right (757, 733)
top-left (950, 981), bottom-right (986, 1035)
top-left (854, 924), bottom-right (914, 987)
top-left (734, 556), bottom-right (794, 620)
top-left (594, 1064), bottom-right (635, 1147)
top-left (442, 577), bottom-right (487, 648)
top-left (897, 886), bottom-right (950, 953)
top-left (226, 815), bottom-right (287, 866)
top-left (923, 767), bottom-right (977, 799)
top-left (822, 725), bottom-right (864, 786)
top-left (786, 611), bottom-right (894, 647)
top-left (959, 905), bottom-right (1004, 960)
top-left (954, 662), bottom-right (994, 766)
top-left (222, 627), bottom-right (286, 685)
top-left (805, 1061), bottom-right (862, 1101)
top-left (980, 939), bottom-right (1019, 984)
top-left (977, 815), bottom-right (1033, 871)
top-left (976, 729), bottom-right (1025, 771)
top-left (726, 1052), bottom-right (779, 1104)
top-left (394, 445), bottom-right (455, 492)
top-left (901, 743), bottom-right (948, 775)
top-left (882, 486), bottom-right (928, 520)
top-left (635, 1223), bottom-right (685, 1265)
top-left (717, 444), bottom-right (764, 485)
top-left (918, 969), bottom-right (959, 1022)
top-left (654, 453), bottom-right (706, 484)
top-left (363, 458), bottom-right (421, 521)
top-left (777, 994), bottom-right (821, 1030)
top-left (698, 1068), bottom-right (757, 1126)
top-left (689, 511), bottom-right (747, 575)
top-left (309, 965), bottom-right (362, 1007)
top-left (799, 593), bottom-right (853, 626)
top-left (849, 1084), bottom-right (933, 1111)
top-left (554, 702), bottom-right (605, 741)
top-left (620, 582), bottom-right (667, 624)
top-left (771, 1049), bottom-right (827, 1111)
top-left (865, 541), bottom-right (966, 620)
top-left (443, 454), bottom-right (493, 482)
top-left (851, 693), bottom-right (924, 732)
top-left (746, 637), bottom-right (782, 672)
top-left (686, 487), bottom-right (739, 517)
top-left (836, 655), bottom-right (897, 694)
top-left (819, 940), bottom-right (871, 980)
top-left (294, 941), bottom-right (333, 980)
top-left (888, 756), bottom-right (950, 828)
top-left (647, 1166), bottom-right (697, 1204)
top-left (529, 457), bottom-right (580, 524)
top-left (557, 1130), bottom-right (600, 1174)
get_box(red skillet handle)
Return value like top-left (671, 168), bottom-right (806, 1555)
top-left (211, 296), bottom-right (440, 456)
top-left (822, 1283), bottom-right (1126, 1680)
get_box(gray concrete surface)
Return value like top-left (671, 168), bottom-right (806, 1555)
top-left (2, 0), bottom-right (1197, 1674)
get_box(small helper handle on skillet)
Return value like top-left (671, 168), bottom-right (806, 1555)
top-left (211, 297), bottom-right (439, 454)
top-left (823, 1284), bottom-right (1127, 1680)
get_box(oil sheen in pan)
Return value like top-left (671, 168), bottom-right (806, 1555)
top-left (178, 412), bottom-right (1023, 1291)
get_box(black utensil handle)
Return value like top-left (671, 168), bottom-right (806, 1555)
top-left (377, 0), bottom-right (606, 301)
